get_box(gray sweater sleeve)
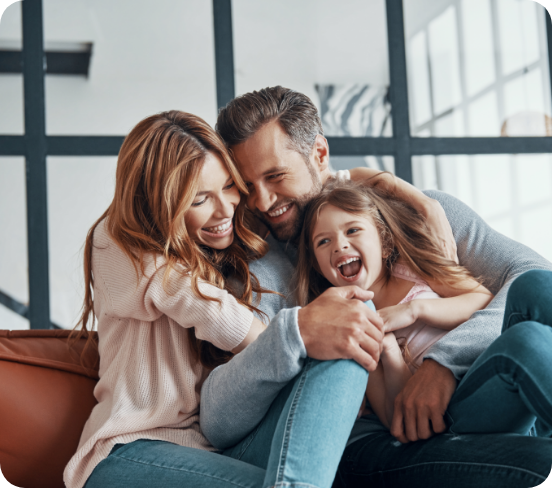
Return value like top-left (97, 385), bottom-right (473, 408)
top-left (422, 190), bottom-right (552, 379)
top-left (200, 306), bottom-right (307, 450)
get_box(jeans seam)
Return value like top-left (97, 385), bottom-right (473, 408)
top-left (373, 460), bottom-right (546, 481)
top-left (111, 452), bottom-right (254, 488)
top-left (233, 423), bottom-right (263, 460)
top-left (505, 311), bottom-right (528, 331)
top-left (275, 358), bottom-right (314, 484)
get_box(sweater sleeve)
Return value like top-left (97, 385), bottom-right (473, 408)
top-left (422, 190), bottom-right (552, 379)
top-left (200, 306), bottom-right (307, 450)
top-left (144, 265), bottom-right (254, 352)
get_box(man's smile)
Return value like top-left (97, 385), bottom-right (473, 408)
top-left (265, 202), bottom-right (295, 223)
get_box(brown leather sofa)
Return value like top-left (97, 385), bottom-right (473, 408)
top-left (0, 330), bottom-right (99, 488)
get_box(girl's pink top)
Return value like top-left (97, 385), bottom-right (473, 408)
top-left (391, 264), bottom-right (447, 372)
top-left (63, 220), bottom-right (254, 488)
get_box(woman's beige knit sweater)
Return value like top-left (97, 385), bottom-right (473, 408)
top-left (63, 220), bottom-right (254, 488)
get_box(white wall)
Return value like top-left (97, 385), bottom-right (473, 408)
top-left (0, 0), bottom-right (390, 329)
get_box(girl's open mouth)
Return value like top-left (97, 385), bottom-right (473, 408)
top-left (337, 256), bottom-right (363, 281)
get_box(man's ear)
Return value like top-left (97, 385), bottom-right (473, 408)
top-left (312, 135), bottom-right (330, 173)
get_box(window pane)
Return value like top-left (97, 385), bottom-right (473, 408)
top-left (468, 91), bottom-right (500, 136)
top-left (44, 0), bottom-right (218, 134)
top-left (427, 6), bottom-right (462, 115)
top-left (0, 157), bottom-right (29, 330)
top-left (434, 108), bottom-right (465, 136)
top-left (408, 31), bottom-right (432, 127)
top-left (330, 155), bottom-right (395, 174)
top-left (0, 2), bottom-right (24, 134)
top-left (233, 0), bottom-right (392, 137)
top-left (413, 154), bottom-right (552, 262)
top-left (461, 0), bottom-right (495, 97)
top-left (405, 0), bottom-right (551, 137)
top-left (498, 0), bottom-right (540, 76)
top-left (47, 157), bottom-right (116, 328)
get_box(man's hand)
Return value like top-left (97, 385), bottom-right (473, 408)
top-left (297, 286), bottom-right (384, 371)
top-left (390, 359), bottom-right (457, 443)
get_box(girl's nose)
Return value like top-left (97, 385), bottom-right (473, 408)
top-left (333, 237), bottom-right (349, 252)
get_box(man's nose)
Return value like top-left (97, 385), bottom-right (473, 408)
top-left (248, 183), bottom-right (276, 213)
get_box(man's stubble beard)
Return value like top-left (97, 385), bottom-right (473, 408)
top-left (256, 162), bottom-right (323, 244)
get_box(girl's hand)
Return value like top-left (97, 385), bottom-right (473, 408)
top-left (378, 302), bottom-right (418, 333)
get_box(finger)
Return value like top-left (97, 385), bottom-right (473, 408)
top-left (391, 397), bottom-right (408, 443)
top-left (356, 333), bottom-right (382, 365)
top-left (404, 403), bottom-right (419, 442)
top-left (351, 300), bottom-right (384, 330)
top-left (350, 343), bottom-right (378, 371)
top-left (430, 410), bottom-right (447, 434)
top-left (416, 408), bottom-right (433, 440)
top-left (332, 285), bottom-right (374, 302)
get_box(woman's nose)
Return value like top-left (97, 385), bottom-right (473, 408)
top-left (217, 195), bottom-right (236, 218)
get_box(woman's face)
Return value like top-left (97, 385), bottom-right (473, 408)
top-left (185, 152), bottom-right (241, 250)
top-left (311, 204), bottom-right (387, 292)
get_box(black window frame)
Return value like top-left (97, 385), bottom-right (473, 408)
top-left (1, 0), bottom-right (552, 329)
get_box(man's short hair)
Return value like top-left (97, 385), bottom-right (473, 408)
top-left (216, 86), bottom-right (324, 161)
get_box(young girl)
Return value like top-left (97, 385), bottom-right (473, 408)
top-left (296, 179), bottom-right (494, 428)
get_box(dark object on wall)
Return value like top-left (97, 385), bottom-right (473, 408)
top-left (0, 42), bottom-right (92, 76)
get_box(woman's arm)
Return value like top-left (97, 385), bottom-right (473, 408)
top-left (232, 317), bottom-right (266, 353)
top-left (366, 333), bottom-right (413, 427)
top-left (349, 167), bottom-right (457, 262)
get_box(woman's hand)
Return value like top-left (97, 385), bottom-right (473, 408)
top-left (378, 302), bottom-right (418, 333)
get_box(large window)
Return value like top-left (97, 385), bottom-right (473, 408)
top-left (1, 0), bottom-right (551, 330)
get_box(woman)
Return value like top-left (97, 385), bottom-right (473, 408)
top-left (64, 110), bottom-right (368, 488)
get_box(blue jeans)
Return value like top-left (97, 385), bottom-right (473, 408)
top-left (447, 269), bottom-right (552, 436)
top-left (335, 270), bottom-right (552, 488)
top-left (84, 358), bottom-right (367, 488)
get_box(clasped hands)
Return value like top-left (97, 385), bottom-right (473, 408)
top-left (297, 286), bottom-right (457, 444)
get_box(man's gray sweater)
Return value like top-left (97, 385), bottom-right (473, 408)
top-left (200, 190), bottom-right (552, 450)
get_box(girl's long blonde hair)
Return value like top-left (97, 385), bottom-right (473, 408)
top-left (295, 179), bottom-right (477, 306)
top-left (71, 110), bottom-right (269, 369)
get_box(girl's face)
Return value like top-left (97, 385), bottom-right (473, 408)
top-left (185, 152), bottom-right (241, 250)
top-left (311, 204), bottom-right (387, 292)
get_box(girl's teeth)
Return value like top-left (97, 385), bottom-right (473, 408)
top-left (268, 205), bottom-right (289, 217)
top-left (337, 256), bottom-right (360, 267)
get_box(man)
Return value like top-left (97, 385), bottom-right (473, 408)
top-left (201, 86), bottom-right (552, 487)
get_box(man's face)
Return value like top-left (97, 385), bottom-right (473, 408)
top-left (232, 120), bottom-right (329, 242)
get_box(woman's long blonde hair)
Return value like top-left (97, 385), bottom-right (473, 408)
top-left (295, 179), bottom-right (477, 306)
top-left (71, 110), bottom-right (269, 369)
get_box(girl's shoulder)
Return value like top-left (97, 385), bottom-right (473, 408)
top-left (391, 263), bottom-right (428, 285)
top-left (392, 263), bottom-right (441, 303)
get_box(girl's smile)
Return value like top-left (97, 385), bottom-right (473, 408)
top-left (312, 204), bottom-right (387, 294)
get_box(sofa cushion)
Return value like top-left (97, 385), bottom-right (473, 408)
top-left (0, 329), bottom-right (99, 488)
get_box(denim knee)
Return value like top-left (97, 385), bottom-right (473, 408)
top-left (494, 321), bottom-right (552, 362)
top-left (507, 270), bottom-right (552, 306)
